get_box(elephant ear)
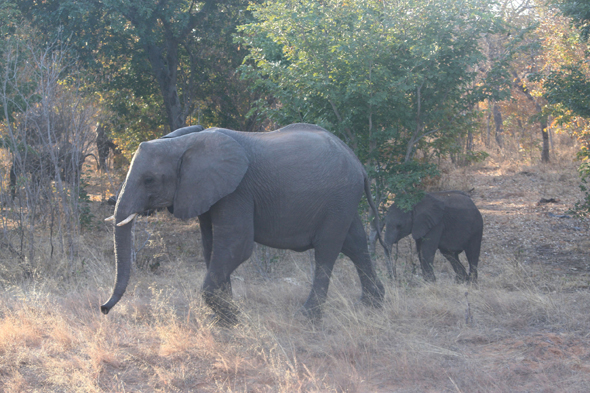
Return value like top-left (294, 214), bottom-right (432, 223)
top-left (412, 194), bottom-right (445, 240)
top-left (173, 131), bottom-right (249, 219)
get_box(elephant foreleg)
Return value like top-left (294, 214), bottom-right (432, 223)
top-left (416, 238), bottom-right (437, 282)
top-left (202, 270), bottom-right (239, 327)
top-left (203, 245), bottom-right (251, 326)
top-left (202, 207), bottom-right (255, 326)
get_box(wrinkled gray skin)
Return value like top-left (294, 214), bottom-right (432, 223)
top-left (384, 191), bottom-right (483, 283)
top-left (102, 123), bottom-right (385, 324)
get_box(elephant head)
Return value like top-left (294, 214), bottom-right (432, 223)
top-left (383, 205), bottom-right (412, 248)
top-left (411, 194), bottom-right (445, 240)
top-left (384, 194), bottom-right (446, 247)
top-left (101, 130), bottom-right (249, 314)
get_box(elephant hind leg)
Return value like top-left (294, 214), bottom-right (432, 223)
top-left (302, 246), bottom-right (338, 323)
top-left (198, 212), bottom-right (213, 269)
top-left (440, 248), bottom-right (468, 283)
top-left (341, 213), bottom-right (384, 308)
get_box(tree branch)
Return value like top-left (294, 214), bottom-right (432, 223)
top-left (328, 98), bottom-right (357, 151)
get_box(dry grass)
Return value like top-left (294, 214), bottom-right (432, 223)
top-left (1, 138), bottom-right (590, 392)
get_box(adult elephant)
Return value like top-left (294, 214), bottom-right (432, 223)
top-left (102, 123), bottom-right (386, 324)
top-left (384, 191), bottom-right (483, 283)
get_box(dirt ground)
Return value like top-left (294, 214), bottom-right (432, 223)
top-left (472, 164), bottom-right (590, 277)
top-left (428, 156), bottom-right (590, 393)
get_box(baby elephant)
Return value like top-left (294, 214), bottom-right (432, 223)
top-left (384, 191), bottom-right (483, 283)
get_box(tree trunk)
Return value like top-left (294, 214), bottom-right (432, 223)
top-left (541, 115), bottom-right (550, 163)
top-left (145, 42), bottom-right (185, 132)
top-left (486, 106), bottom-right (491, 146)
top-left (512, 71), bottom-right (550, 163)
top-left (466, 130), bottom-right (474, 153)
top-left (493, 104), bottom-right (504, 148)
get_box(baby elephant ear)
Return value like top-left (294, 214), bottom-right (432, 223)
top-left (174, 131), bottom-right (249, 219)
top-left (412, 194), bottom-right (445, 240)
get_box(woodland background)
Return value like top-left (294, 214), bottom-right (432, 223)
top-left (1, 1), bottom-right (590, 392)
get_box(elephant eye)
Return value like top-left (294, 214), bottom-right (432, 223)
top-left (144, 176), bottom-right (155, 186)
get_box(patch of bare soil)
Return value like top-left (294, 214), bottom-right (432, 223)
top-left (468, 161), bottom-right (590, 278)
top-left (430, 158), bottom-right (590, 392)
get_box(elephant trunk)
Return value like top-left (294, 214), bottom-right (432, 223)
top-left (383, 228), bottom-right (397, 252)
top-left (383, 229), bottom-right (398, 280)
top-left (101, 207), bottom-right (135, 314)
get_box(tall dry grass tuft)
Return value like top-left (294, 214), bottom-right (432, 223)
top-left (0, 309), bottom-right (42, 355)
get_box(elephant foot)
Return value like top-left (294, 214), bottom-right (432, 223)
top-left (360, 289), bottom-right (384, 309)
top-left (300, 304), bottom-right (323, 324)
top-left (208, 311), bottom-right (239, 328)
top-left (360, 295), bottom-right (382, 308)
top-left (422, 272), bottom-right (436, 283)
top-left (203, 291), bottom-right (239, 328)
top-left (454, 275), bottom-right (468, 284)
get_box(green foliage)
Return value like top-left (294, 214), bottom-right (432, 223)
top-left (378, 161), bottom-right (439, 213)
top-left (555, 0), bottom-right (590, 41)
top-left (16, 0), bottom-right (258, 153)
top-left (542, 66), bottom-right (590, 119)
top-left (571, 154), bottom-right (590, 217)
top-left (0, 3), bottom-right (39, 124)
top-left (543, 1), bottom-right (590, 215)
top-left (573, 159), bottom-right (590, 216)
top-left (237, 0), bottom-right (500, 207)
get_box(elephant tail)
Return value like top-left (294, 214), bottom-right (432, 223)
top-left (364, 176), bottom-right (391, 263)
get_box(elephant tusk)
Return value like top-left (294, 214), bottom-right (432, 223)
top-left (104, 215), bottom-right (115, 222)
top-left (116, 213), bottom-right (138, 227)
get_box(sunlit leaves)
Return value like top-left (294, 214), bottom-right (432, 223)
top-left (556, 0), bottom-right (590, 41)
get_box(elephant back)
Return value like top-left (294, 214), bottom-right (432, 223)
top-left (432, 191), bottom-right (483, 241)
